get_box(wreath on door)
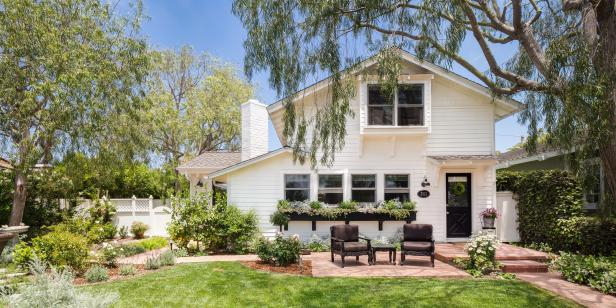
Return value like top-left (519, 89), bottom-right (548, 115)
top-left (451, 182), bottom-right (466, 196)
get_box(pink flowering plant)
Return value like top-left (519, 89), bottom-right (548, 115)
top-left (479, 208), bottom-right (499, 219)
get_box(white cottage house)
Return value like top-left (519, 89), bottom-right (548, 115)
top-left (178, 49), bottom-right (523, 242)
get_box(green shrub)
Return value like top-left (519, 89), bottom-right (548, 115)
top-left (276, 199), bottom-right (290, 210)
top-left (118, 264), bottom-right (137, 276)
top-left (50, 218), bottom-right (115, 244)
top-left (309, 201), bottom-right (323, 210)
top-left (144, 256), bottom-right (161, 270)
top-left (270, 211), bottom-right (289, 228)
top-left (3, 259), bottom-right (118, 307)
top-left (555, 217), bottom-right (616, 255)
top-left (118, 226), bottom-right (129, 239)
top-left (14, 230), bottom-right (89, 271)
top-left (497, 170), bottom-right (616, 255)
top-left (98, 243), bottom-right (118, 267)
top-left (88, 198), bottom-right (116, 224)
top-left (338, 200), bottom-right (357, 209)
top-left (553, 252), bottom-right (616, 294)
top-left (84, 265), bottom-right (109, 283)
top-left (306, 234), bottom-right (330, 252)
top-left (134, 236), bottom-right (168, 251)
top-left (158, 251), bottom-right (175, 266)
top-left (172, 248), bottom-right (188, 257)
top-left (256, 235), bottom-right (301, 266)
top-left (130, 221), bottom-right (149, 239)
top-left (465, 232), bottom-right (500, 276)
top-left (115, 245), bottom-right (145, 257)
top-left (167, 194), bottom-right (259, 253)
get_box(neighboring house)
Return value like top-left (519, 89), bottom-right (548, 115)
top-left (497, 147), bottom-right (604, 210)
top-left (179, 49), bottom-right (523, 241)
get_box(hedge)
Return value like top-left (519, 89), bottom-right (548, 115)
top-left (497, 170), bottom-right (616, 255)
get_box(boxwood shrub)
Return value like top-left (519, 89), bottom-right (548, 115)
top-left (497, 170), bottom-right (616, 255)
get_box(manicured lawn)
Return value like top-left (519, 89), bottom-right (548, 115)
top-left (84, 262), bottom-right (578, 307)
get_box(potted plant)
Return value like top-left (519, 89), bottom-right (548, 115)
top-left (479, 208), bottom-right (499, 229)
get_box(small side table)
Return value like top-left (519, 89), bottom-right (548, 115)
top-left (371, 244), bottom-right (397, 264)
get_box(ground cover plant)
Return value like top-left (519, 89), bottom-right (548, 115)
top-left (84, 262), bottom-right (578, 307)
top-left (552, 252), bottom-right (616, 295)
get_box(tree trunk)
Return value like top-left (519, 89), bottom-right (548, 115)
top-left (595, 0), bottom-right (616, 202)
top-left (9, 170), bottom-right (27, 226)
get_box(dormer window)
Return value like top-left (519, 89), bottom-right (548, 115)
top-left (367, 84), bottom-right (424, 126)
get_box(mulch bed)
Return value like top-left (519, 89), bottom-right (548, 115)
top-left (241, 260), bottom-right (312, 276)
top-left (73, 264), bottom-right (156, 285)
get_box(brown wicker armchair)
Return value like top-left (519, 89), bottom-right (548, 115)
top-left (330, 224), bottom-right (372, 268)
top-left (400, 223), bottom-right (435, 267)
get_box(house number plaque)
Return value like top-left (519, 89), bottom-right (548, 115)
top-left (417, 190), bottom-right (430, 198)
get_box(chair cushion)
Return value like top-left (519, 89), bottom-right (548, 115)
top-left (340, 241), bottom-right (368, 252)
top-left (402, 241), bottom-right (433, 251)
top-left (330, 224), bottom-right (359, 241)
top-left (403, 224), bottom-right (433, 241)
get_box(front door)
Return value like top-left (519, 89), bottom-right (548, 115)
top-left (446, 173), bottom-right (472, 238)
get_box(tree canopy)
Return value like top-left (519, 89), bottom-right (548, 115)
top-left (233, 0), bottom-right (616, 203)
top-left (0, 0), bottom-right (150, 225)
top-left (144, 46), bottom-right (254, 192)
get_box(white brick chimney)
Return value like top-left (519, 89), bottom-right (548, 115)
top-left (241, 99), bottom-right (268, 161)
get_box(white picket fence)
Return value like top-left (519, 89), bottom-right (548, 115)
top-left (78, 196), bottom-right (171, 237)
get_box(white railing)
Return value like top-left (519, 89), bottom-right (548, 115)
top-left (77, 196), bottom-right (171, 237)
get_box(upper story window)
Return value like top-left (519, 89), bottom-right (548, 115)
top-left (351, 174), bottom-right (376, 203)
top-left (367, 84), bottom-right (424, 126)
top-left (285, 174), bottom-right (310, 201)
top-left (318, 174), bottom-right (343, 204)
top-left (384, 174), bottom-right (410, 202)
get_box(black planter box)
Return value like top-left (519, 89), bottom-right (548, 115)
top-left (283, 211), bottom-right (417, 231)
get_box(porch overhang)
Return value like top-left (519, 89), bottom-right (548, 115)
top-left (426, 155), bottom-right (497, 187)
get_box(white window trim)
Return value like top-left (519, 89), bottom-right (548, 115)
top-left (384, 174), bottom-right (411, 201)
top-left (317, 174), bottom-right (344, 204)
top-left (350, 173), bottom-right (377, 203)
top-left (283, 174), bottom-right (311, 201)
top-left (360, 77), bottom-right (432, 135)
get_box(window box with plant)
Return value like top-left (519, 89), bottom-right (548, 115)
top-left (270, 199), bottom-right (417, 231)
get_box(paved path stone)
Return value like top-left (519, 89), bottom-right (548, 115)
top-left (517, 272), bottom-right (616, 308)
top-left (307, 252), bottom-right (469, 278)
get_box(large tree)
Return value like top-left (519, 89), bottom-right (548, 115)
top-left (145, 46), bottom-right (253, 192)
top-left (233, 0), bottom-right (616, 202)
top-left (0, 0), bottom-right (149, 226)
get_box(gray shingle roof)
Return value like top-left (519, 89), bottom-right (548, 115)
top-left (177, 152), bottom-right (241, 170)
top-left (497, 144), bottom-right (550, 163)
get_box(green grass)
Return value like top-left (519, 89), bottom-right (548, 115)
top-left (83, 262), bottom-right (579, 307)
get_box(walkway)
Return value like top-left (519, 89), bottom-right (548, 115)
top-left (517, 272), bottom-right (616, 308)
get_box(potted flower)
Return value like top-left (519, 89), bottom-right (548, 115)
top-left (479, 208), bottom-right (499, 228)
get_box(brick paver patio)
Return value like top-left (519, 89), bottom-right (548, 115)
top-left (306, 252), bottom-right (469, 278)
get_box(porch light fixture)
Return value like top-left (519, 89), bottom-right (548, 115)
top-left (421, 176), bottom-right (430, 187)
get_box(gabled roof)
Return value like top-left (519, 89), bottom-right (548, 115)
top-left (267, 48), bottom-right (524, 118)
top-left (208, 147), bottom-right (292, 178)
top-left (177, 151), bottom-right (241, 173)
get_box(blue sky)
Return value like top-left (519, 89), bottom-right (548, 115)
top-left (139, 0), bottom-right (527, 152)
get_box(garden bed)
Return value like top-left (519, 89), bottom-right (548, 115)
top-left (73, 264), bottom-right (148, 285)
top-left (241, 260), bottom-right (312, 276)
